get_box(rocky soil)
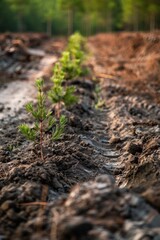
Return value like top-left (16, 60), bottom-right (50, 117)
top-left (0, 32), bottom-right (160, 240)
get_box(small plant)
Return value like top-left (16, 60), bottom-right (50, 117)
top-left (19, 79), bottom-right (67, 160)
top-left (60, 33), bottom-right (88, 80)
top-left (67, 32), bottom-right (86, 62)
top-left (94, 85), bottom-right (105, 109)
top-left (52, 115), bottom-right (67, 140)
top-left (48, 63), bottom-right (78, 117)
top-left (60, 51), bottom-right (82, 80)
top-left (95, 98), bottom-right (105, 109)
top-left (6, 144), bottom-right (16, 152)
top-left (18, 33), bottom-right (90, 161)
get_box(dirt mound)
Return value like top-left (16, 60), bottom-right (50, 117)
top-left (0, 33), bottom-right (65, 80)
top-left (89, 32), bottom-right (160, 190)
top-left (89, 31), bottom-right (160, 103)
top-left (0, 33), bottom-right (47, 79)
top-left (57, 175), bottom-right (160, 240)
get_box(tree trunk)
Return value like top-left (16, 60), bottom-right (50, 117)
top-left (68, 8), bottom-right (73, 36)
top-left (150, 12), bottom-right (156, 31)
top-left (40, 121), bottom-right (44, 161)
top-left (133, 10), bottom-right (139, 31)
top-left (106, 11), bottom-right (112, 32)
top-left (17, 13), bottom-right (23, 32)
top-left (47, 20), bottom-right (52, 37)
top-left (85, 15), bottom-right (91, 36)
top-left (81, 19), bottom-right (85, 35)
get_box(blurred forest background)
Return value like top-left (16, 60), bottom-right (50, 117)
top-left (0, 0), bottom-right (160, 36)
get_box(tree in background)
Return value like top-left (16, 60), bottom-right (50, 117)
top-left (95, 0), bottom-right (116, 32)
top-left (122, 0), bottom-right (160, 31)
top-left (60, 0), bottom-right (84, 36)
top-left (33, 0), bottom-right (61, 36)
top-left (6, 0), bottom-right (30, 32)
top-left (146, 0), bottom-right (160, 31)
top-left (0, 0), bottom-right (16, 32)
top-left (84, 0), bottom-right (122, 33)
top-left (82, 0), bottom-right (102, 35)
top-left (0, 0), bottom-right (160, 34)
top-left (122, 0), bottom-right (141, 31)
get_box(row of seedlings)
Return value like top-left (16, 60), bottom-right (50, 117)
top-left (19, 32), bottom-right (87, 161)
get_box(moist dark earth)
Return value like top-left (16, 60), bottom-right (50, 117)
top-left (0, 32), bottom-right (160, 240)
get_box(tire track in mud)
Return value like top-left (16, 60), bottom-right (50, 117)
top-left (48, 107), bottom-right (122, 201)
top-left (89, 32), bottom-right (160, 190)
top-left (79, 109), bottom-right (122, 174)
top-left (105, 90), bottom-right (160, 189)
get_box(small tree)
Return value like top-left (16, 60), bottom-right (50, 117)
top-left (60, 51), bottom-right (82, 80)
top-left (67, 32), bottom-right (86, 63)
top-left (19, 79), bottom-right (67, 161)
top-left (59, 0), bottom-right (84, 36)
top-left (32, 0), bottom-right (61, 36)
top-left (60, 33), bottom-right (87, 80)
top-left (48, 63), bottom-right (78, 117)
top-left (6, 0), bottom-right (30, 31)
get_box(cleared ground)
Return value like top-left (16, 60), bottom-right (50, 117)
top-left (0, 32), bottom-right (160, 239)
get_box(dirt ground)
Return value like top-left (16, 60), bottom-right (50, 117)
top-left (0, 32), bottom-right (160, 240)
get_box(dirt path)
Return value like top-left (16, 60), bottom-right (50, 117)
top-left (0, 55), bottom-right (57, 120)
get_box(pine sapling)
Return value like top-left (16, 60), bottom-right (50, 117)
top-left (52, 115), bottom-right (67, 140)
top-left (48, 63), bottom-right (78, 117)
top-left (67, 32), bottom-right (86, 65)
top-left (60, 32), bottom-right (88, 79)
top-left (60, 51), bottom-right (82, 80)
top-left (19, 78), bottom-right (67, 160)
top-left (94, 85), bottom-right (105, 109)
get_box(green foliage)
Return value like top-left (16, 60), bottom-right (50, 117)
top-left (33, 0), bottom-right (58, 21)
top-left (6, 0), bottom-right (30, 31)
top-left (6, 143), bottom-right (19, 152)
top-left (48, 63), bottom-right (78, 107)
top-left (25, 79), bottom-right (50, 122)
top-left (51, 62), bottom-right (64, 85)
top-left (67, 32), bottom-right (86, 67)
top-left (19, 123), bottom-right (36, 141)
top-left (52, 115), bottom-right (67, 140)
top-left (19, 78), bottom-right (67, 160)
top-left (18, 33), bottom-right (87, 160)
top-left (31, 0), bottom-right (62, 35)
top-left (94, 85), bottom-right (105, 110)
top-left (1, 0), bottom-right (160, 34)
top-left (60, 51), bottom-right (82, 80)
top-left (19, 79), bottom-right (49, 140)
top-left (68, 32), bottom-right (86, 55)
top-left (60, 33), bottom-right (88, 80)
top-left (63, 85), bottom-right (78, 106)
top-left (0, 0), bottom-right (17, 31)
top-left (95, 99), bottom-right (105, 109)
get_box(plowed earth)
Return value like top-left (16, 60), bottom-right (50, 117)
top-left (0, 32), bottom-right (160, 240)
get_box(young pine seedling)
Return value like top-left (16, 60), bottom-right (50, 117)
top-left (19, 79), bottom-right (67, 161)
top-left (67, 32), bottom-right (86, 64)
top-left (94, 85), bottom-right (105, 109)
top-left (64, 32), bottom-right (89, 79)
top-left (60, 51), bottom-right (82, 80)
top-left (48, 63), bottom-right (78, 117)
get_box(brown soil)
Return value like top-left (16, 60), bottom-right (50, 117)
top-left (0, 32), bottom-right (160, 240)
top-left (89, 32), bottom-right (160, 189)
